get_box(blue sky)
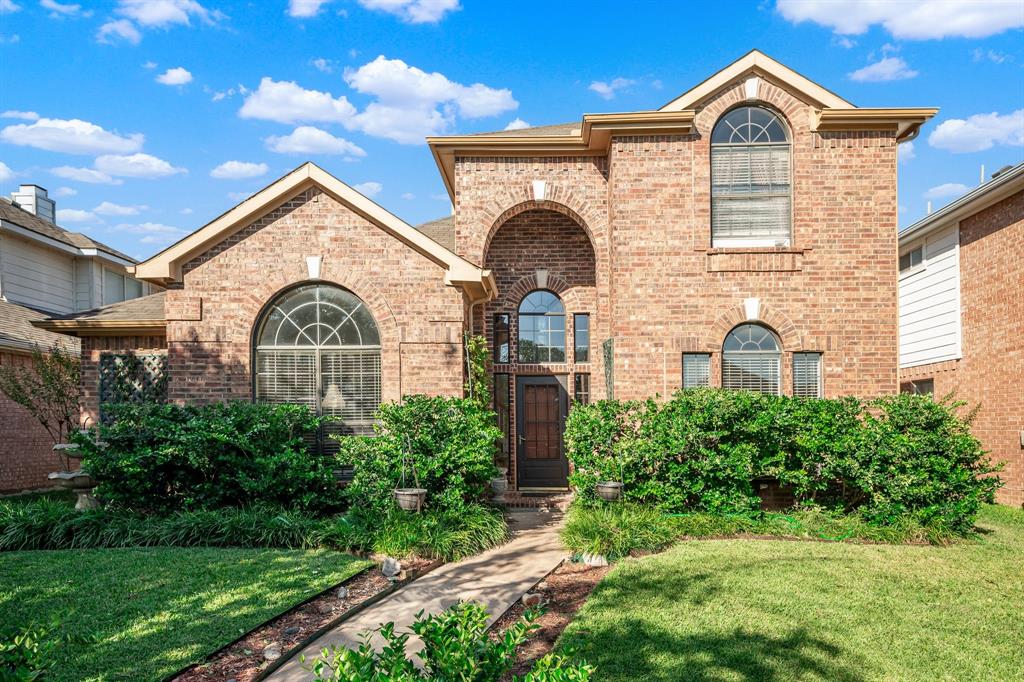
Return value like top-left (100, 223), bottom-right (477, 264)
top-left (0, 0), bottom-right (1022, 260)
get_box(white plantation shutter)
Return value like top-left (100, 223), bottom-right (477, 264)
top-left (682, 353), bottom-right (711, 389)
top-left (722, 353), bottom-right (781, 394)
top-left (320, 350), bottom-right (381, 440)
top-left (255, 350), bottom-right (317, 408)
top-left (792, 352), bottom-right (822, 398)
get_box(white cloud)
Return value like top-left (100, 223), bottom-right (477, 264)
top-left (897, 141), bottom-right (915, 163)
top-left (353, 181), bottom-right (382, 197)
top-left (972, 48), bottom-right (1010, 64)
top-left (239, 77), bottom-right (356, 124)
top-left (115, 0), bottom-right (220, 27)
top-left (95, 153), bottom-right (186, 178)
top-left (0, 117), bottom-right (144, 154)
top-left (210, 160), bottom-right (268, 179)
top-left (311, 57), bottom-right (334, 73)
top-left (848, 56), bottom-right (918, 82)
top-left (357, 0), bottom-right (459, 23)
top-left (179, 207), bottom-right (193, 214)
top-left (50, 166), bottom-right (122, 184)
top-left (226, 190), bottom-right (252, 201)
top-left (41, 0), bottom-right (92, 17)
top-left (288, 0), bottom-right (331, 17)
top-left (776, 0), bottom-right (1024, 40)
top-left (264, 126), bottom-right (366, 157)
top-left (504, 118), bottom-right (530, 131)
top-left (1, 110), bottom-right (39, 120)
top-left (155, 66), bottom-right (192, 85)
top-left (0, 161), bottom-right (13, 182)
top-left (116, 220), bottom-right (188, 245)
top-left (343, 56), bottom-right (517, 143)
top-left (94, 200), bottom-right (147, 215)
top-left (401, 192), bottom-right (414, 200)
top-left (53, 186), bottom-right (77, 197)
top-left (56, 208), bottom-right (97, 222)
top-left (0, 0), bottom-right (20, 13)
top-left (928, 109), bottom-right (1024, 153)
top-left (142, 60), bottom-right (157, 68)
top-left (0, 33), bottom-right (20, 43)
top-left (924, 183), bottom-right (969, 200)
top-left (588, 77), bottom-right (635, 100)
top-left (97, 19), bottom-right (142, 44)
top-left (831, 35), bottom-right (857, 48)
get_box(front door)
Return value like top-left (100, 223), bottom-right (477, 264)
top-left (515, 376), bottom-right (569, 489)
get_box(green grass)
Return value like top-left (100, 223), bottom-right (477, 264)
top-left (0, 547), bottom-right (370, 682)
top-left (559, 504), bottom-right (1024, 681)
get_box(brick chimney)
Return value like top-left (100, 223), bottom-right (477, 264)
top-left (10, 184), bottom-right (56, 223)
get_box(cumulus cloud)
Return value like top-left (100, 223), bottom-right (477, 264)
top-left (928, 109), bottom-right (1024, 153)
top-left (849, 56), bottom-right (918, 82)
top-left (226, 190), bottom-right (252, 201)
top-left (504, 118), bottom-right (530, 131)
top-left (353, 181), bottom-right (382, 197)
top-left (54, 186), bottom-right (77, 197)
top-left (95, 153), bottom-right (186, 178)
top-left (1, 117), bottom-right (143, 154)
top-left (924, 182), bottom-right (969, 200)
top-left (401, 192), bottom-right (414, 200)
top-left (97, 18), bottom-right (142, 44)
top-left (56, 208), bottom-right (97, 223)
top-left (1, 110), bottom-right (39, 120)
top-left (50, 166), bottom-right (122, 184)
top-left (973, 48), bottom-right (1010, 63)
top-left (210, 160), bottom-right (268, 179)
top-left (116, 220), bottom-right (188, 245)
top-left (776, 0), bottom-right (1024, 40)
top-left (94, 201), bottom-right (148, 215)
top-left (588, 77), bottom-right (635, 100)
top-left (239, 77), bottom-right (356, 124)
top-left (41, 0), bottom-right (92, 17)
top-left (897, 141), bottom-right (915, 163)
top-left (288, 0), bottom-right (331, 17)
top-left (264, 126), bottom-right (366, 157)
top-left (0, 0), bottom-right (20, 13)
top-left (155, 66), bottom-right (192, 85)
top-left (311, 57), bottom-right (335, 73)
top-left (343, 56), bottom-right (517, 143)
top-left (98, 0), bottom-right (222, 44)
top-left (179, 207), bottom-right (193, 214)
top-left (0, 161), bottom-right (14, 182)
top-left (357, 0), bottom-right (459, 23)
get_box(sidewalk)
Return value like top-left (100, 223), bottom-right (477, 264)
top-left (267, 509), bottom-right (567, 681)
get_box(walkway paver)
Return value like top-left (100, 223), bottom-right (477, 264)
top-left (268, 510), bottom-right (567, 681)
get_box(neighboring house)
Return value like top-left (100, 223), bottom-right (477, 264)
top-left (897, 163), bottom-right (1023, 506)
top-left (0, 185), bottom-right (156, 492)
top-left (36, 51), bottom-right (936, 492)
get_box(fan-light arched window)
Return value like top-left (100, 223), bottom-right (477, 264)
top-left (518, 290), bottom-right (565, 363)
top-left (722, 323), bottom-right (782, 395)
top-left (711, 106), bottom-right (791, 247)
top-left (254, 283), bottom-right (381, 449)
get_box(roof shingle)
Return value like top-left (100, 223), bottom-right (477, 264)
top-left (0, 198), bottom-right (136, 263)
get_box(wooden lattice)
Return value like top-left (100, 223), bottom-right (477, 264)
top-left (99, 352), bottom-right (168, 421)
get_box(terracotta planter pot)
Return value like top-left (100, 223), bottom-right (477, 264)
top-left (394, 488), bottom-right (427, 512)
top-left (595, 481), bottom-right (623, 501)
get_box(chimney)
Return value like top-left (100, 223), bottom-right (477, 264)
top-left (10, 184), bottom-right (56, 224)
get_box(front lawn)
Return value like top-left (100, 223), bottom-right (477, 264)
top-left (0, 547), bottom-right (370, 681)
top-left (559, 504), bottom-right (1024, 681)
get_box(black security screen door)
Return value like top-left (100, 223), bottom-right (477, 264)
top-left (515, 375), bottom-right (569, 488)
top-left (254, 283), bottom-right (381, 453)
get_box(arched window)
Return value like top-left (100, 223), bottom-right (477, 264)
top-left (518, 290), bottom-right (565, 363)
top-left (254, 283), bottom-right (381, 448)
top-left (711, 106), bottom-right (791, 247)
top-left (722, 323), bottom-right (781, 395)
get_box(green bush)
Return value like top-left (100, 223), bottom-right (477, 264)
top-left (561, 503), bottom-right (677, 559)
top-left (75, 402), bottom-right (344, 514)
top-left (306, 602), bottom-right (593, 681)
top-left (334, 395), bottom-right (501, 514)
top-left (360, 503), bottom-right (509, 561)
top-left (565, 389), bottom-right (1000, 531)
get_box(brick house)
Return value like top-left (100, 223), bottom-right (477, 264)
top-left (897, 163), bottom-right (1023, 506)
top-left (37, 51), bottom-right (937, 491)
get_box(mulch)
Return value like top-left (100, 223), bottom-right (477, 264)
top-left (493, 560), bottom-right (610, 680)
top-left (173, 557), bottom-right (434, 682)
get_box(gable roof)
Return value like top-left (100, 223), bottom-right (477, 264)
top-left (132, 163), bottom-right (495, 300)
top-left (0, 198), bottom-right (135, 264)
top-left (32, 292), bottom-right (167, 337)
top-left (0, 299), bottom-right (80, 354)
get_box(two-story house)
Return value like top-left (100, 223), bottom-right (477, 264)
top-left (0, 184), bottom-right (155, 492)
top-left (37, 51), bottom-right (936, 492)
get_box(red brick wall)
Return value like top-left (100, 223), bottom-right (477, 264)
top-left (169, 186), bottom-right (465, 407)
top-left (900, 191), bottom-right (1023, 506)
top-left (80, 336), bottom-right (168, 425)
top-left (0, 351), bottom-right (58, 492)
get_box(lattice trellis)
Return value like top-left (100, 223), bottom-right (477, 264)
top-left (602, 338), bottom-right (614, 401)
top-left (99, 352), bottom-right (168, 421)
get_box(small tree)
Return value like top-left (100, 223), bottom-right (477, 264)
top-left (0, 344), bottom-right (81, 470)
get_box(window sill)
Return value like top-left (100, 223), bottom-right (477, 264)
top-left (703, 247), bottom-right (808, 273)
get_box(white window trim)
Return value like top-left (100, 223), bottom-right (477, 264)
top-left (898, 242), bottom-right (926, 279)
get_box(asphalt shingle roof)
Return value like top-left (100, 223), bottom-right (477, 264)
top-left (0, 300), bottom-right (80, 354)
top-left (0, 199), bottom-right (136, 263)
top-left (43, 291), bottom-right (167, 323)
top-left (417, 215), bottom-right (456, 251)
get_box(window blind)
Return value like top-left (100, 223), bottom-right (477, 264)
top-left (320, 349), bottom-right (382, 438)
top-left (711, 145), bottom-right (791, 244)
top-left (792, 352), bottom-right (822, 398)
top-left (682, 353), bottom-right (710, 389)
top-left (722, 353), bottom-right (780, 394)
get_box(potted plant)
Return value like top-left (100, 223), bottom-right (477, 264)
top-left (394, 436), bottom-right (427, 512)
top-left (491, 449), bottom-right (509, 494)
top-left (595, 431), bottom-right (624, 502)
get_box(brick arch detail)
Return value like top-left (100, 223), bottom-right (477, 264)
top-left (498, 272), bottom-right (583, 313)
top-left (480, 194), bottom-right (605, 264)
top-left (707, 302), bottom-right (802, 352)
top-left (693, 77), bottom-right (812, 139)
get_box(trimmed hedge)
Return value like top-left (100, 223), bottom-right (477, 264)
top-left (75, 402), bottom-right (344, 514)
top-left (565, 389), bottom-right (1001, 533)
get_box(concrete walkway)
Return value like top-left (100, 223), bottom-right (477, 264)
top-left (268, 510), bottom-right (567, 681)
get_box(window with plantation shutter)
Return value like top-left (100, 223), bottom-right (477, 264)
top-left (254, 284), bottom-right (381, 452)
top-left (711, 106), bottom-right (791, 247)
top-left (682, 353), bottom-right (710, 389)
top-left (792, 352), bottom-right (822, 398)
top-left (722, 323), bottom-right (781, 395)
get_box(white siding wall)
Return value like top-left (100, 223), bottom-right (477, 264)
top-left (74, 259), bottom-right (95, 311)
top-left (899, 222), bottom-right (961, 368)
top-left (0, 233), bottom-right (76, 314)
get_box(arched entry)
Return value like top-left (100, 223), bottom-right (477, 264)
top-left (253, 283), bottom-right (381, 452)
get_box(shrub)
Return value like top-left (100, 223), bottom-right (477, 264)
top-left (561, 503), bottom-right (677, 559)
top-left (334, 395), bottom-right (501, 515)
top-left (564, 388), bottom-right (1000, 531)
top-left (358, 503), bottom-right (509, 561)
top-left (306, 602), bottom-right (594, 681)
top-left (75, 402), bottom-right (343, 514)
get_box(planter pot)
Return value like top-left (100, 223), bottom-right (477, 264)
top-left (490, 468), bottom-right (509, 494)
top-left (394, 488), bottom-right (427, 512)
top-left (595, 481), bottom-right (623, 502)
